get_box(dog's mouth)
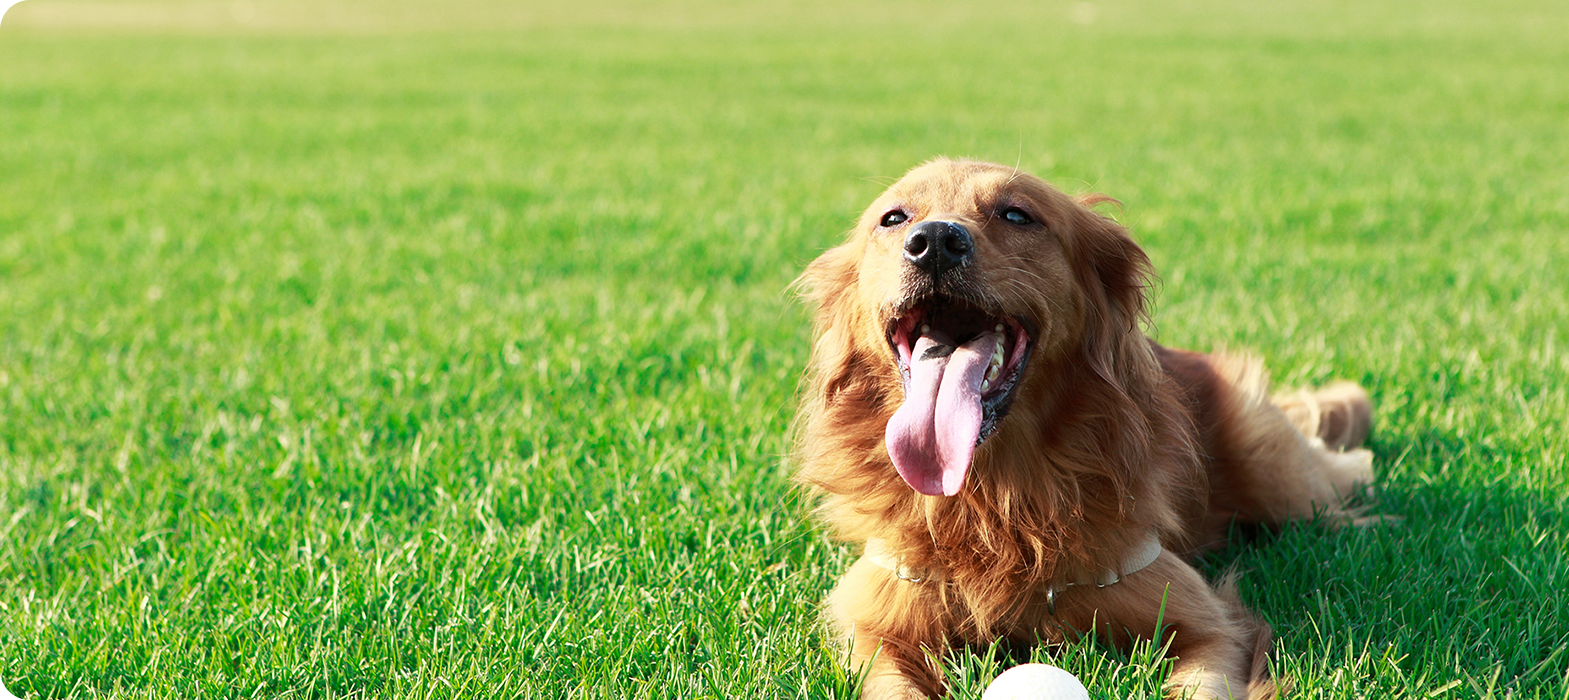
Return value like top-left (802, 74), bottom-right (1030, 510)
top-left (884, 298), bottom-right (1034, 496)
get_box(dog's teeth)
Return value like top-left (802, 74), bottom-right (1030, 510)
top-left (995, 324), bottom-right (1004, 332)
top-left (920, 323), bottom-right (930, 333)
top-left (980, 340), bottom-right (1005, 392)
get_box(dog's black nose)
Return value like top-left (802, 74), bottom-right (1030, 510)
top-left (903, 221), bottom-right (973, 275)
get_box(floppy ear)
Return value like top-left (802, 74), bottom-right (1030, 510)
top-left (795, 242), bottom-right (860, 330)
top-left (1067, 199), bottom-right (1158, 387)
top-left (794, 242), bottom-right (878, 407)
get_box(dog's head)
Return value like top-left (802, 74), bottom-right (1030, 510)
top-left (799, 158), bottom-right (1156, 497)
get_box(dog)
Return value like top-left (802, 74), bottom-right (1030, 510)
top-left (793, 158), bottom-right (1374, 699)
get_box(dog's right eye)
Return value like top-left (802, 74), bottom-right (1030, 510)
top-left (1002, 207), bottom-right (1035, 226)
top-left (880, 210), bottom-right (909, 227)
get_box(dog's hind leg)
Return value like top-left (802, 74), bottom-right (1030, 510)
top-left (1273, 381), bottom-right (1372, 453)
top-left (1203, 352), bottom-right (1375, 526)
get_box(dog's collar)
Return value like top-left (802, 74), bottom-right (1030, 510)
top-left (863, 529), bottom-right (1163, 612)
top-left (863, 538), bottom-right (936, 583)
top-left (1041, 529), bottom-right (1162, 614)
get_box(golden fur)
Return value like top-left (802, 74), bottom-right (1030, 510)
top-left (794, 159), bottom-right (1374, 699)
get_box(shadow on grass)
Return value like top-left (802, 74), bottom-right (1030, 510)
top-left (1199, 430), bottom-right (1569, 695)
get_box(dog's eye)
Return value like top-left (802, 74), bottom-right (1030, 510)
top-left (1002, 207), bottom-right (1034, 225)
top-left (880, 210), bottom-right (909, 228)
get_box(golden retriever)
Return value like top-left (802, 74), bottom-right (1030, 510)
top-left (794, 159), bottom-right (1374, 699)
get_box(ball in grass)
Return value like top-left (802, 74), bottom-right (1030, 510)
top-left (980, 663), bottom-right (1090, 700)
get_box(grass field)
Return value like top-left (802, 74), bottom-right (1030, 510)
top-left (2, 0), bottom-right (1568, 697)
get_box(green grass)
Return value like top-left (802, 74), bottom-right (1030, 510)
top-left (2, 0), bottom-right (1567, 697)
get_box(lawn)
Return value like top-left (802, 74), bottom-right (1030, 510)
top-left (1, 0), bottom-right (1566, 697)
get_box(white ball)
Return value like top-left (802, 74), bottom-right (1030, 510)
top-left (980, 663), bottom-right (1090, 700)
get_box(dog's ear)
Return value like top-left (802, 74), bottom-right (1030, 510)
top-left (1068, 199), bottom-right (1157, 384)
top-left (794, 242), bottom-right (877, 406)
top-left (794, 242), bottom-right (860, 324)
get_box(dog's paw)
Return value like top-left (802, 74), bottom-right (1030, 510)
top-left (860, 672), bottom-right (932, 700)
top-left (1325, 447), bottom-right (1375, 499)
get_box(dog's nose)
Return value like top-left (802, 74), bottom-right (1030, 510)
top-left (903, 221), bottom-right (973, 275)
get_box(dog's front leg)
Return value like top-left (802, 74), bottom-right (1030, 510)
top-left (848, 632), bottom-right (939, 700)
top-left (1049, 553), bottom-right (1273, 700)
top-left (826, 557), bottom-right (948, 699)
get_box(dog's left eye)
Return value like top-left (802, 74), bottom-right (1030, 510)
top-left (1001, 208), bottom-right (1034, 225)
top-left (880, 210), bottom-right (909, 227)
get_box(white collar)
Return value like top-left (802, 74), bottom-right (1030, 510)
top-left (862, 528), bottom-right (1163, 610)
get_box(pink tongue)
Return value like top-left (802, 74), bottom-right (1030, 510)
top-left (885, 331), bottom-right (1000, 496)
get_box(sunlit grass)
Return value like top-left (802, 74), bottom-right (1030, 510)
top-left (1, 0), bottom-right (1567, 697)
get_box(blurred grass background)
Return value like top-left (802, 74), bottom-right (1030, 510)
top-left (1, 0), bottom-right (1567, 697)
